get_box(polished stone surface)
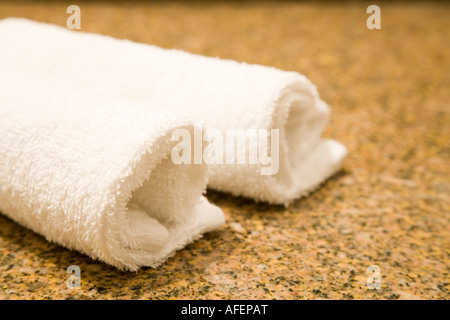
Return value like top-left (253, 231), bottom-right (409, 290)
top-left (0, 1), bottom-right (448, 299)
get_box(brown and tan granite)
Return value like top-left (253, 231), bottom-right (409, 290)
top-left (0, 0), bottom-right (448, 300)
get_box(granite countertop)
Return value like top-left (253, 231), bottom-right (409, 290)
top-left (0, 1), bottom-right (448, 299)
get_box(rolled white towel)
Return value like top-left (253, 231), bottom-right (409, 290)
top-left (0, 69), bottom-right (225, 271)
top-left (0, 18), bottom-right (347, 205)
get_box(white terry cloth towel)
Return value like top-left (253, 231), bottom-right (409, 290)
top-left (0, 68), bottom-right (225, 271)
top-left (0, 18), bottom-right (347, 205)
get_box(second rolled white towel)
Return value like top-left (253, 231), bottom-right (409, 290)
top-left (0, 18), bottom-right (347, 205)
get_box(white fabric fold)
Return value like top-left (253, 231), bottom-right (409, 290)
top-left (0, 69), bottom-right (225, 271)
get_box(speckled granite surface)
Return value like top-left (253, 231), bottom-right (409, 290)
top-left (0, 1), bottom-right (449, 300)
